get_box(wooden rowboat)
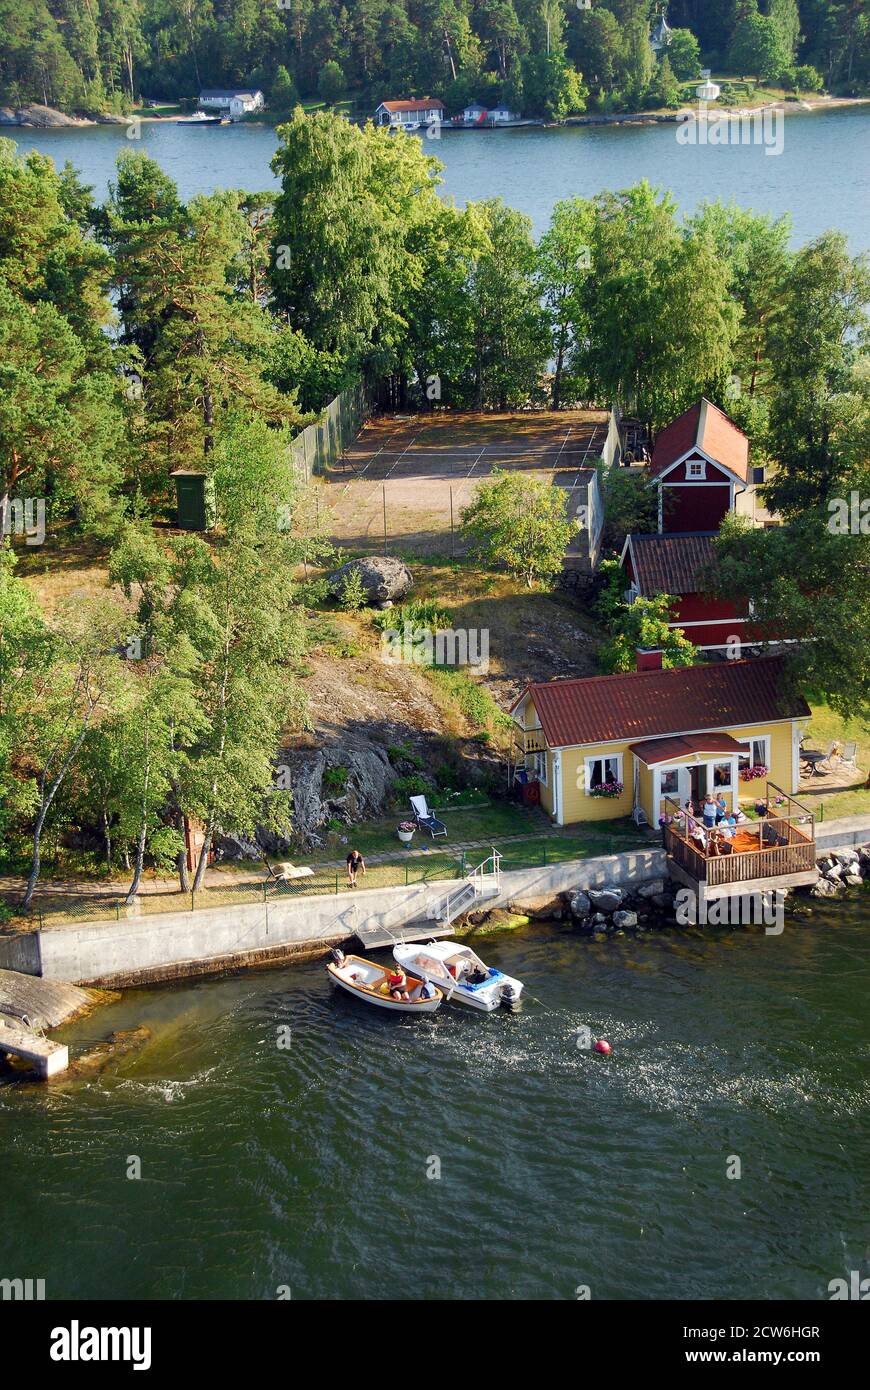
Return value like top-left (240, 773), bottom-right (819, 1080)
top-left (326, 952), bottom-right (443, 1013)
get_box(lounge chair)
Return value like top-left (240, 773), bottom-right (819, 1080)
top-left (410, 794), bottom-right (447, 839)
top-left (264, 858), bottom-right (315, 887)
top-left (841, 741), bottom-right (858, 768)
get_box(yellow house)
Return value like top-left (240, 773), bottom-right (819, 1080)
top-left (510, 656), bottom-right (810, 828)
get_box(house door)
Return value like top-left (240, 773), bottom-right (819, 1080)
top-left (677, 765), bottom-right (704, 811)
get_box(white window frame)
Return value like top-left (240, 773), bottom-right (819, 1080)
top-left (585, 753), bottom-right (623, 794)
top-left (738, 736), bottom-right (770, 774)
top-left (712, 761), bottom-right (733, 791)
top-left (529, 750), bottom-right (548, 785)
top-left (659, 766), bottom-right (680, 797)
top-left (687, 460), bottom-right (707, 479)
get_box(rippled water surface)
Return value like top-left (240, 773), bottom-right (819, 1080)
top-left (3, 898), bottom-right (868, 1300)
top-left (7, 106), bottom-right (870, 248)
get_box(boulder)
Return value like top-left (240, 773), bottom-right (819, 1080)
top-left (214, 833), bottom-right (262, 862)
top-left (811, 878), bottom-right (840, 898)
top-left (588, 888), bottom-right (624, 913)
top-left (612, 909), bottom-right (638, 929)
top-left (507, 894), bottom-right (562, 920)
top-left (267, 740), bottom-right (396, 849)
top-left (652, 892), bottom-right (675, 910)
top-left (844, 873), bottom-right (864, 887)
top-left (326, 556), bottom-right (413, 605)
top-left (637, 879), bottom-right (666, 899)
top-left (569, 890), bottom-right (592, 918)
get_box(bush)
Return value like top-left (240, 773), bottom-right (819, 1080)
top-left (339, 568), bottom-right (366, 611)
top-left (392, 773), bottom-right (431, 800)
top-left (372, 598), bottom-right (451, 634)
top-left (794, 65), bottom-right (823, 93)
top-left (322, 765), bottom-right (349, 791)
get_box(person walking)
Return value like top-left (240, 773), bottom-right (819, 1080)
top-left (346, 848), bottom-right (366, 888)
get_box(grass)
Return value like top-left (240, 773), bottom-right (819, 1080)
top-left (796, 703), bottom-right (870, 820)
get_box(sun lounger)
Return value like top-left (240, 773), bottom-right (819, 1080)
top-left (410, 794), bottom-right (447, 839)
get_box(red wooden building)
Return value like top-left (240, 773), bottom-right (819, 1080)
top-left (619, 399), bottom-right (762, 654)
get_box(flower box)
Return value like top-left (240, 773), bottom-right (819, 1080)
top-left (589, 781), bottom-right (624, 798)
top-left (739, 764), bottom-right (768, 782)
top-left (397, 823), bottom-right (416, 844)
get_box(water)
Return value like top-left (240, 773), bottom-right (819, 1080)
top-left (7, 106), bottom-right (870, 248)
top-left (3, 897), bottom-right (868, 1300)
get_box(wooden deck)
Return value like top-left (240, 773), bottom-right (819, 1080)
top-left (663, 783), bottom-right (818, 903)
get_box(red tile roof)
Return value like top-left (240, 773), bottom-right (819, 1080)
top-left (629, 732), bottom-right (747, 766)
top-left (650, 399), bottom-right (749, 481)
top-left (627, 532), bottom-right (717, 596)
top-left (379, 99), bottom-right (445, 112)
top-left (517, 657), bottom-right (808, 750)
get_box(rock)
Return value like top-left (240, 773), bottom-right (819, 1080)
top-left (588, 888), bottom-right (625, 913)
top-left (844, 873), bottom-right (864, 887)
top-left (267, 740), bottom-right (396, 849)
top-left (824, 862), bottom-right (843, 879)
top-left (652, 893), bottom-right (674, 910)
top-left (569, 890), bottom-right (592, 918)
top-left (507, 894), bottom-right (562, 920)
top-left (612, 909), bottom-right (638, 929)
top-left (214, 833), bottom-right (262, 861)
top-left (5, 103), bottom-right (92, 127)
top-left (637, 879), bottom-right (666, 898)
top-left (326, 556), bottom-right (413, 605)
top-left (834, 849), bottom-right (859, 867)
top-left (811, 878), bottom-right (840, 898)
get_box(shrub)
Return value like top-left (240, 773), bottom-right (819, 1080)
top-left (322, 765), bottom-right (349, 791)
top-left (339, 568), bottom-right (366, 611)
top-left (393, 773), bottom-right (431, 799)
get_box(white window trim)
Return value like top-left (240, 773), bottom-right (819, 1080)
top-left (529, 750), bottom-right (548, 785)
top-left (687, 460), bottom-right (707, 479)
top-left (659, 766), bottom-right (680, 796)
top-left (585, 753), bottom-right (623, 795)
top-left (738, 735), bottom-right (770, 772)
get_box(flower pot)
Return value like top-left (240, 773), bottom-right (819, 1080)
top-left (397, 829), bottom-right (415, 845)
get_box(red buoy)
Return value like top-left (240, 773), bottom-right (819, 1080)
top-left (594, 1039), bottom-right (612, 1055)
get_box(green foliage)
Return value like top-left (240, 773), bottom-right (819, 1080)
top-left (322, 765), bottom-right (349, 791)
top-left (666, 29), bottom-right (702, 80)
top-left (427, 667), bottom-right (514, 734)
top-left (460, 470), bottom-right (572, 588)
top-left (317, 61), bottom-right (345, 104)
top-left (339, 568), bottom-right (367, 611)
top-left (372, 599), bottom-right (451, 634)
top-left (598, 594), bottom-right (699, 674)
top-left (600, 466), bottom-right (658, 553)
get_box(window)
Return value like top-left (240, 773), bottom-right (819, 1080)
top-left (752, 466), bottom-right (766, 485)
top-left (713, 762), bottom-right (732, 789)
top-left (687, 460), bottom-right (706, 479)
top-left (585, 754), bottom-right (623, 794)
top-left (738, 737), bottom-right (769, 780)
top-left (660, 768), bottom-right (679, 796)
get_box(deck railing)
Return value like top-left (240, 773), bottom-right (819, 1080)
top-left (662, 783), bottom-right (816, 886)
top-left (513, 725), bottom-right (547, 755)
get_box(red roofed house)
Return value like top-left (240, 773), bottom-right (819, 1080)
top-left (375, 98), bottom-right (445, 130)
top-left (510, 655), bottom-right (810, 830)
top-left (619, 399), bottom-right (777, 653)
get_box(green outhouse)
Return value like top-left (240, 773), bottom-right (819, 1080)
top-left (170, 469), bottom-right (216, 531)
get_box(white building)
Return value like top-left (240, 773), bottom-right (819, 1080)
top-left (462, 103), bottom-right (520, 124)
top-left (198, 88), bottom-right (264, 119)
top-left (375, 98), bottom-right (445, 130)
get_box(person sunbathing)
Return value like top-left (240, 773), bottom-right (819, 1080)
top-left (388, 968), bottom-right (410, 1001)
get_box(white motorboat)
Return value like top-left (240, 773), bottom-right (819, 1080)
top-left (392, 941), bottom-right (523, 1012)
top-left (326, 950), bottom-right (442, 1013)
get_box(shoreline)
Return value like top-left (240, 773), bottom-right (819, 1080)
top-left (4, 95), bottom-right (869, 132)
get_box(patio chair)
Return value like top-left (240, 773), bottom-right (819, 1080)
top-left (841, 741), bottom-right (858, 768)
top-left (409, 794), bottom-right (447, 839)
top-left (263, 858), bottom-right (314, 888)
top-left (817, 740), bottom-right (841, 772)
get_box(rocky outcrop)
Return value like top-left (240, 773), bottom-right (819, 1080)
top-left (215, 739), bottom-right (397, 857)
top-left (326, 556), bottom-right (413, 605)
top-left (0, 104), bottom-right (93, 127)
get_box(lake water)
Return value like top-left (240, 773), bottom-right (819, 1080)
top-left (2, 897), bottom-right (868, 1300)
top-left (7, 105), bottom-right (870, 248)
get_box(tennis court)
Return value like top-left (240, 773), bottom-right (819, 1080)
top-left (323, 408), bottom-right (608, 556)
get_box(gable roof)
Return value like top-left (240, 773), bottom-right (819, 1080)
top-left (513, 657), bottom-right (808, 750)
top-left (378, 98), bottom-right (445, 113)
top-left (650, 399), bottom-right (749, 482)
top-left (624, 531), bottom-right (717, 596)
top-left (629, 732), bottom-right (747, 767)
top-left (199, 88), bottom-right (261, 100)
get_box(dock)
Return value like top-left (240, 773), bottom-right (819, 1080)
top-left (0, 1015), bottom-right (69, 1077)
top-left (354, 855), bottom-right (501, 950)
top-left (354, 919), bottom-right (457, 950)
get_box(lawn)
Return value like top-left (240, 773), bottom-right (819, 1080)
top-left (797, 703), bottom-right (870, 821)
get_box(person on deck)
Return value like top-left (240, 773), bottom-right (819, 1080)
top-left (702, 795), bottom-right (718, 829)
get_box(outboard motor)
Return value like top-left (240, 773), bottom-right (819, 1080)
top-left (330, 947), bottom-right (346, 968)
top-left (500, 983), bottom-right (521, 1012)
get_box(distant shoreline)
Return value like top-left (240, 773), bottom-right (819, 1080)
top-left (4, 94), bottom-right (869, 132)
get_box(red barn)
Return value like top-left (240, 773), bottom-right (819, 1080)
top-left (620, 531), bottom-right (753, 653)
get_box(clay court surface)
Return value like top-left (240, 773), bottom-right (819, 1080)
top-left (323, 408), bottom-right (608, 555)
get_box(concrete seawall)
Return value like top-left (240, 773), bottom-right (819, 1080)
top-left (1, 816), bottom-right (866, 988)
top-left (0, 848), bottom-right (665, 987)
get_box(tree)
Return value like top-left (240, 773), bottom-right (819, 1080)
top-left (666, 27), bottom-right (701, 80)
top-left (647, 54), bottom-right (682, 107)
top-left (579, 183), bottom-right (739, 430)
top-left (619, 16), bottom-right (654, 106)
top-left (763, 233), bottom-right (870, 515)
top-left (598, 594), bottom-right (699, 673)
top-left (728, 13), bottom-right (789, 81)
top-left (271, 64), bottom-right (298, 111)
top-left (317, 58), bottom-right (345, 103)
top-left (712, 512), bottom-right (870, 728)
top-left (0, 547), bottom-right (50, 845)
top-left (536, 195), bottom-right (595, 408)
top-left (769, 0), bottom-right (802, 65)
top-left (460, 470), bottom-right (572, 586)
top-left (464, 201), bottom-right (551, 409)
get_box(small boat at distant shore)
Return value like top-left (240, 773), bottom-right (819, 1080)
top-left (326, 949), bottom-right (443, 1013)
top-left (393, 941), bottom-right (523, 1012)
top-left (174, 111), bottom-right (222, 124)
